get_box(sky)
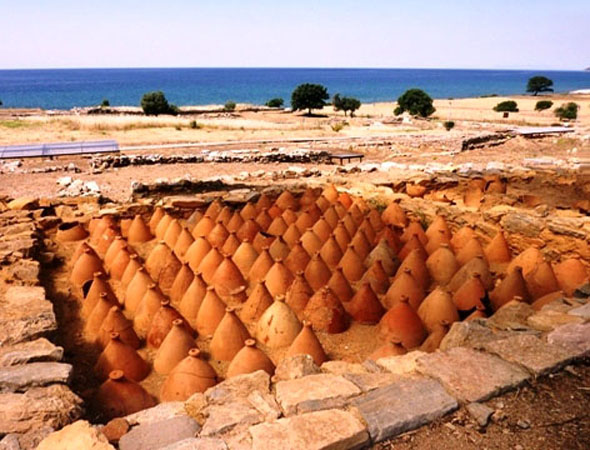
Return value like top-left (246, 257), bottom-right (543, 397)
top-left (1, 0), bottom-right (589, 70)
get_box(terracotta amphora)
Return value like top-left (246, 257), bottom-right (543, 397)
top-left (205, 199), bottom-right (223, 220)
top-left (490, 266), bottom-right (531, 311)
top-left (127, 214), bottom-right (152, 243)
top-left (110, 247), bottom-right (132, 281)
top-left (384, 268), bottom-right (424, 310)
top-left (395, 249), bottom-right (429, 288)
top-left (342, 213), bottom-right (358, 237)
top-left (378, 297), bottom-right (427, 349)
top-left (338, 191), bottom-right (354, 210)
top-left (227, 211), bottom-right (245, 233)
top-left (368, 339), bottom-right (407, 361)
top-left (169, 263), bottom-right (194, 306)
top-left (319, 236), bottom-right (343, 270)
top-left (311, 218), bottom-right (332, 243)
top-left (281, 208), bottom-right (298, 226)
top-left (95, 370), bottom-right (155, 420)
top-left (251, 230), bottom-right (276, 257)
top-left (173, 228), bottom-right (195, 262)
top-left (531, 290), bottom-right (566, 311)
top-left (71, 241), bottom-right (94, 267)
top-left (256, 193), bottom-right (273, 212)
top-left (90, 215), bottom-right (116, 246)
top-left (358, 220), bottom-right (376, 247)
top-left (554, 258), bottom-right (589, 296)
top-left (367, 208), bottom-right (385, 233)
top-left (248, 248), bottom-right (275, 285)
top-left (303, 253), bottom-right (331, 291)
top-left (163, 219), bottom-right (182, 249)
top-left (524, 261), bottom-right (559, 300)
top-left (345, 282), bottom-right (385, 325)
top-left (207, 220), bottom-right (230, 249)
top-left (124, 267), bottom-right (152, 316)
top-left (186, 209), bottom-right (204, 231)
top-left (339, 245), bottom-right (365, 283)
top-left (56, 221), bottom-right (88, 242)
top-left (226, 339), bottom-right (275, 378)
top-left (265, 259), bottom-right (295, 298)
top-left (71, 248), bottom-right (104, 287)
top-left (425, 215), bottom-right (452, 242)
top-left (401, 220), bottom-right (428, 246)
top-left (361, 260), bottom-right (391, 295)
top-left (149, 207), bottom-right (165, 234)
top-left (192, 215), bottom-right (215, 239)
top-left (450, 225), bottom-right (476, 253)
top-left (197, 247), bottom-right (224, 285)
top-left (157, 250), bottom-right (182, 294)
top-left (425, 229), bottom-right (452, 255)
top-left (210, 307), bottom-right (251, 361)
top-left (303, 287), bottom-right (349, 334)
top-left (327, 267), bottom-right (354, 303)
top-left (185, 237), bottom-right (212, 273)
top-left (419, 321), bottom-right (451, 353)
top-left (417, 289), bottom-right (459, 332)
top-left (179, 272), bottom-right (208, 329)
top-left (322, 184), bottom-right (339, 203)
top-left (315, 195), bottom-right (330, 213)
top-left (237, 219), bottom-right (261, 243)
top-left (240, 202), bottom-right (258, 221)
top-left (426, 244), bottom-right (459, 285)
top-left (95, 332), bottom-right (150, 381)
top-left (382, 201), bottom-right (408, 228)
top-left (283, 223), bottom-right (302, 247)
top-left (256, 296), bottom-right (302, 348)
top-left (275, 190), bottom-right (298, 211)
top-left (285, 320), bottom-right (328, 365)
top-left (367, 239), bottom-right (399, 277)
top-left (333, 221), bottom-right (352, 252)
top-left (351, 229), bottom-right (372, 261)
top-left (300, 228), bottom-right (323, 256)
top-left (324, 205), bottom-right (342, 229)
top-left (145, 241), bottom-right (171, 282)
top-left (160, 348), bottom-right (217, 401)
top-left (217, 206), bottom-right (233, 226)
top-left (269, 236), bottom-right (290, 261)
top-left (398, 235), bottom-right (428, 262)
top-left (195, 286), bottom-right (226, 337)
top-left (86, 292), bottom-right (118, 337)
top-left (285, 242), bottom-right (311, 274)
top-left (153, 319), bottom-right (196, 375)
top-left (82, 272), bottom-right (116, 318)
top-left (375, 226), bottom-right (400, 254)
top-left (255, 209), bottom-right (273, 231)
top-left (455, 238), bottom-right (485, 266)
top-left (221, 232), bottom-right (241, 256)
top-left (452, 273), bottom-right (486, 312)
top-left (133, 283), bottom-right (166, 339)
top-left (447, 255), bottom-right (493, 292)
top-left (285, 272), bottom-right (313, 320)
top-left (98, 306), bottom-right (140, 349)
top-left (507, 246), bottom-right (544, 277)
top-left (121, 254), bottom-right (142, 288)
top-left (211, 255), bottom-right (246, 300)
top-left (147, 300), bottom-right (187, 349)
top-left (232, 239), bottom-right (259, 277)
top-left (155, 214), bottom-right (173, 241)
top-left (241, 281), bottom-right (274, 324)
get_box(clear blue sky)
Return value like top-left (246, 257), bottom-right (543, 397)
top-left (1, 0), bottom-right (588, 70)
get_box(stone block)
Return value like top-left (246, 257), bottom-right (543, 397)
top-left (119, 416), bottom-right (201, 450)
top-left (275, 374), bottom-right (361, 416)
top-left (320, 361), bottom-right (370, 375)
top-left (375, 350), bottom-right (426, 375)
top-left (37, 420), bottom-right (114, 450)
top-left (0, 338), bottom-right (63, 367)
top-left (416, 347), bottom-right (530, 403)
top-left (466, 402), bottom-right (494, 428)
top-left (205, 371), bottom-right (270, 406)
top-left (200, 402), bottom-right (262, 437)
top-left (124, 402), bottom-right (186, 426)
top-left (160, 438), bottom-right (228, 450)
top-left (274, 354), bottom-right (320, 381)
top-left (487, 301), bottom-right (534, 331)
top-left (0, 362), bottom-right (72, 392)
top-left (343, 372), bottom-right (407, 392)
top-left (249, 409), bottom-right (369, 450)
top-left (547, 322), bottom-right (590, 358)
top-left (569, 302), bottom-right (590, 320)
top-left (3, 259), bottom-right (40, 285)
top-left (483, 334), bottom-right (577, 376)
top-left (527, 310), bottom-right (584, 331)
top-left (351, 377), bottom-right (458, 442)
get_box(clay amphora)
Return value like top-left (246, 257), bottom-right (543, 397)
top-left (319, 236), bottom-right (343, 270)
top-left (195, 287), bottom-right (226, 337)
top-left (240, 202), bottom-right (258, 221)
top-left (217, 206), bottom-right (233, 226)
top-left (99, 306), bottom-right (140, 349)
top-left (452, 273), bottom-right (486, 312)
top-left (299, 187), bottom-right (318, 209)
top-left (227, 211), bottom-right (245, 233)
top-left (375, 227), bottom-right (400, 254)
top-left (163, 219), bottom-right (182, 249)
top-left (149, 207), bottom-right (165, 234)
top-left (248, 248), bottom-right (275, 285)
top-left (531, 290), bottom-right (566, 311)
top-left (362, 260), bottom-right (391, 295)
top-left (269, 205), bottom-right (285, 220)
top-left (455, 238), bottom-right (485, 267)
top-left (147, 300), bottom-right (188, 349)
top-left (187, 210), bottom-right (204, 231)
top-left (367, 239), bottom-right (399, 277)
top-left (274, 190), bottom-right (298, 211)
top-left (378, 297), bottom-right (427, 349)
top-left (384, 268), bottom-right (424, 310)
top-left (226, 339), bottom-right (275, 378)
top-left (145, 241), bottom-right (171, 282)
top-left (417, 289), bottom-right (459, 332)
top-left (269, 236), bottom-right (290, 261)
top-left (241, 281), bottom-right (274, 324)
top-left (265, 259), bottom-right (294, 298)
top-left (232, 239), bottom-right (259, 277)
top-left (160, 348), bottom-right (217, 401)
top-left (315, 195), bottom-right (330, 213)
top-left (124, 267), bottom-right (152, 315)
top-left (256, 193), bottom-right (273, 212)
top-left (463, 187), bottom-right (483, 208)
top-left (95, 370), bottom-right (155, 420)
top-left (285, 242), bottom-right (311, 274)
top-left (447, 256), bottom-right (493, 292)
top-left (283, 223), bottom-right (302, 247)
top-left (133, 284), bottom-right (166, 339)
top-left (419, 321), bottom-right (450, 353)
top-left (426, 244), bottom-right (459, 285)
top-left (82, 272), bottom-right (116, 318)
top-left (554, 258), bottom-right (589, 296)
top-left (282, 208), bottom-right (298, 226)
top-left (179, 272), bottom-right (208, 329)
top-left (252, 231), bottom-right (276, 255)
top-left (339, 245), bottom-right (365, 283)
top-left (158, 251), bottom-right (182, 294)
top-left (95, 332), bottom-right (150, 381)
top-left (346, 282), bottom-right (385, 325)
top-left (256, 296), bottom-right (302, 348)
top-left (338, 191), bottom-right (354, 210)
top-left (90, 215), bottom-right (116, 246)
top-left (368, 339), bottom-right (407, 361)
top-left (406, 183), bottom-right (427, 198)
top-left (300, 228), bottom-right (323, 256)
top-left (198, 247), bottom-right (224, 284)
top-left (155, 214), bottom-right (173, 241)
top-left (211, 255), bottom-right (246, 300)
top-left (173, 228), bottom-right (195, 262)
top-left (121, 254), bottom-right (141, 288)
top-left (285, 272), bottom-right (313, 320)
top-left (303, 287), bottom-right (348, 333)
top-left (210, 307), bottom-right (251, 361)
top-left (185, 237), bottom-right (212, 273)
top-left (322, 184), bottom-right (339, 203)
top-left (351, 229), bottom-right (372, 260)
top-left (401, 220), bottom-right (428, 246)
top-left (524, 261), bottom-right (559, 300)
top-left (382, 201), bottom-right (407, 228)
top-left (86, 292), bottom-right (118, 337)
top-left (221, 232), bottom-right (241, 256)
top-left (170, 263), bottom-right (194, 306)
top-left (207, 221), bottom-right (230, 249)
top-left (507, 247), bottom-right (544, 277)
top-left (255, 209), bottom-right (273, 231)
top-left (127, 215), bottom-right (152, 243)
top-left (450, 225), bottom-right (476, 253)
top-left (71, 248), bottom-right (104, 287)
top-left (358, 219), bottom-right (377, 246)
top-left (154, 319), bottom-right (196, 375)
top-left (425, 229), bottom-right (452, 255)
top-left (490, 266), bottom-right (531, 311)
top-left (324, 206), bottom-right (340, 229)
top-left (205, 199), bottom-right (223, 220)
top-left (398, 235), bottom-right (428, 262)
top-left (304, 253), bottom-right (331, 291)
top-left (425, 216), bottom-right (452, 242)
top-left (71, 241), bottom-right (94, 267)
top-left (56, 221), bottom-right (88, 242)
top-left (327, 267), bottom-right (355, 303)
top-left (367, 208), bottom-right (385, 233)
top-left (237, 219), bottom-right (261, 243)
top-left (342, 213), bottom-right (358, 237)
top-left (333, 221), bottom-right (352, 252)
top-left (192, 215), bottom-right (215, 239)
top-left (312, 218), bottom-right (332, 242)
top-left (110, 247), bottom-right (132, 281)
top-left (395, 249), bottom-right (429, 288)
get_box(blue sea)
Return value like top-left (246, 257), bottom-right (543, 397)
top-left (0, 68), bottom-right (589, 110)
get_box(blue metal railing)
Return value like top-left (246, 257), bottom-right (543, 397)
top-left (0, 140), bottom-right (119, 159)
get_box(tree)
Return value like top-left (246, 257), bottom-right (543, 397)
top-left (443, 121), bottom-right (455, 131)
top-left (535, 100), bottom-right (553, 111)
top-left (333, 94), bottom-right (361, 117)
top-left (554, 102), bottom-right (579, 120)
top-left (394, 89), bottom-right (435, 118)
top-left (291, 83), bottom-right (329, 115)
top-left (265, 98), bottom-right (284, 108)
top-left (224, 101), bottom-right (236, 112)
top-left (101, 99), bottom-right (110, 108)
top-left (141, 91), bottom-right (177, 116)
top-left (0, 99), bottom-right (3, 107)
top-left (526, 76), bottom-right (554, 96)
top-left (493, 100), bottom-right (519, 112)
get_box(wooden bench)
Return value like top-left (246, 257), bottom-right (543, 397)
top-left (329, 152), bottom-right (364, 165)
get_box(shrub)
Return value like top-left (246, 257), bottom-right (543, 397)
top-left (333, 94), bottom-right (362, 117)
top-left (224, 101), bottom-right (236, 112)
top-left (331, 122), bottom-right (348, 132)
top-left (554, 102), bottom-right (579, 120)
top-left (443, 121), bottom-right (455, 131)
top-left (527, 76), bottom-right (554, 95)
top-left (291, 83), bottom-right (330, 115)
top-left (493, 100), bottom-right (519, 112)
top-left (189, 120), bottom-right (201, 129)
top-left (101, 99), bottom-right (110, 108)
top-left (535, 100), bottom-right (553, 111)
top-left (141, 91), bottom-right (177, 116)
top-left (394, 89), bottom-right (435, 118)
top-left (265, 98), bottom-right (284, 108)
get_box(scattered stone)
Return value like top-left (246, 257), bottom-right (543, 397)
top-left (375, 350), bottom-right (426, 375)
top-left (416, 347), bottom-right (530, 403)
top-left (343, 372), bottom-right (406, 392)
top-left (249, 409), bottom-right (369, 450)
top-left (124, 402), bottom-right (186, 426)
top-left (3, 259), bottom-right (41, 285)
top-left (440, 319), bottom-right (538, 351)
top-left (516, 419), bottom-right (531, 429)
top-left (7, 198), bottom-right (38, 211)
top-left (200, 402), bottom-right (262, 437)
top-left (501, 212), bottom-right (543, 237)
top-left (568, 302), bottom-right (590, 319)
top-left (204, 370), bottom-right (270, 406)
top-left (274, 354), bottom-right (320, 381)
top-left (13, 425), bottom-right (54, 449)
top-left (0, 362), bottom-right (72, 392)
top-left (160, 438), bottom-right (228, 450)
top-left (466, 402), bottom-right (494, 428)
top-left (351, 376), bottom-right (457, 442)
top-left (320, 361), bottom-right (369, 375)
top-left (37, 420), bottom-right (114, 450)
top-left (573, 283), bottom-right (590, 298)
top-left (246, 390), bottom-right (281, 422)
top-left (487, 301), bottom-right (535, 331)
top-left (102, 418), bottom-right (130, 443)
top-left (0, 338), bottom-right (63, 367)
top-left (118, 416), bottom-right (201, 450)
top-left (527, 310), bottom-right (584, 332)
top-left (0, 384), bottom-right (83, 434)
top-left (275, 374), bottom-right (361, 416)
top-left (547, 322), bottom-right (590, 358)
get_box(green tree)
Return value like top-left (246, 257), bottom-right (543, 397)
top-left (141, 91), bottom-right (178, 116)
top-left (333, 94), bottom-right (361, 117)
top-left (554, 102), bottom-right (579, 120)
top-left (443, 121), bottom-right (455, 131)
top-left (394, 89), bottom-right (435, 117)
top-left (291, 83), bottom-right (329, 115)
top-left (224, 101), bottom-right (236, 112)
top-left (265, 98), bottom-right (284, 108)
top-left (0, 99), bottom-right (3, 107)
top-left (493, 100), bottom-right (519, 112)
top-left (101, 98), bottom-right (110, 108)
top-left (535, 100), bottom-right (553, 111)
top-left (526, 76), bottom-right (554, 95)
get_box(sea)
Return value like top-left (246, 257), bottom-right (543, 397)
top-left (0, 68), bottom-right (589, 110)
